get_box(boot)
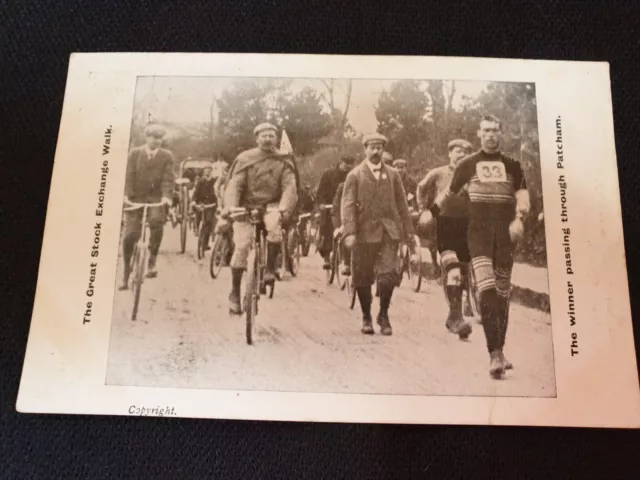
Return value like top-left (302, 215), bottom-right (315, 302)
top-left (489, 349), bottom-right (506, 379)
top-left (496, 294), bottom-right (513, 370)
top-left (264, 242), bottom-right (280, 283)
top-left (145, 254), bottom-right (158, 278)
top-left (377, 311), bottom-right (392, 336)
top-left (229, 268), bottom-right (243, 315)
top-left (356, 286), bottom-right (373, 335)
top-left (445, 285), bottom-right (471, 340)
top-left (361, 315), bottom-right (374, 335)
top-left (118, 265), bottom-right (130, 290)
top-left (377, 281), bottom-right (394, 336)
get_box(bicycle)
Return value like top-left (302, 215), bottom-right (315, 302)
top-left (298, 212), bottom-right (312, 257)
top-left (229, 206), bottom-right (280, 345)
top-left (123, 200), bottom-right (165, 321)
top-left (195, 203), bottom-right (217, 259)
top-left (280, 222), bottom-right (301, 278)
top-left (209, 218), bottom-right (232, 279)
top-left (397, 234), bottom-right (423, 292)
top-left (175, 178), bottom-right (191, 254)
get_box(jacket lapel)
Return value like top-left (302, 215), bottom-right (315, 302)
top-left (361, 161), bottom-right (378, 184)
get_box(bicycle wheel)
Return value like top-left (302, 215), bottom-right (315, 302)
top-left (301, 221), bottom-right (311, 257)
top-left (288, 230), bottom-right (300, 277)
top-left (349, 255), bottom-right (357, 309)
top-left (410, 235), bottom-right (423, 292)
top-left (197, 227), bottom-right (207, 259)
top-left (180, 188), bottom-right (188, 254)
top-left (395, 244), bottom-right (405, 287)
top-left (327, 239), bottom-right (337, 285)
top-left (209, 234), bottom-right (226, 279)
top-left (131, 243), bottom-right (146, 321)
top-left (245, 248), bottom-right (258, 345)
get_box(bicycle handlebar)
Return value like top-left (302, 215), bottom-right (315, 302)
top-left (195, 203), bottom-right (217, 210)
top-left (123, 201), bottom-right (165, 211)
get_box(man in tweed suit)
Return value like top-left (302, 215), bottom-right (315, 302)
top-left (119, 124), bottom-right (175, 289)
top-left (341, 133), bottom-right (415, 335)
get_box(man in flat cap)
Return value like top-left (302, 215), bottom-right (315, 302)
top-left (393, 158), bottom-right (418, 211)
top-left (119, 124), bottom-right (175, 289)
top-left (315, 154), bottom-right (356, 269)
top-left (417, 138), bottom-right (473, 340)
top-left (341, 133), bottom-right (415, 335)
top-left (222, 122), bottom-right (298, 314)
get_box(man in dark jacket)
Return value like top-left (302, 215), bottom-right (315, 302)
top-left (341, 133), bottom-right (415, 336)
top-left (316, 154), bottom-right (355, 268)
top-left (191, 165), bottom-right (218, 251)
top-left (119, 124), bottom-right (175, 289)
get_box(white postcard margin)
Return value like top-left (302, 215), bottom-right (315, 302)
top-left (16, 53), bottom-right (640, 428)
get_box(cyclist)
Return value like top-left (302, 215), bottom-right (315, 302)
top-left (119, 124), bottom-right (175, 289)
top-left (417, 138), bottom-right (473, 340)
top-left (213, 162), bottom-right (234, 266)
top-left (191, 165), bottom-right (217, 252)
top-left (221, 122), bottom-right (298, 315)
top-left (315, 154), bottom-right (355, 270)
top-left (296, 182), bottom-right (316, 253)
top-left (382, 151), bottom-right (394, 168)
top-left (331, 181), bottom-right (351, 276)
top-left (342, 133), bottom-right (415, 336)
top-left (426, 115), bottom-right (530, 378)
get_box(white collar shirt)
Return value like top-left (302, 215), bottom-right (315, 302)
top-left (366, 158), bottom-right (383, 180)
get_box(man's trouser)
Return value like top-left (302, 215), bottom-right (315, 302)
top-left (318, 208), bottom-right (334, 258)
top-left (200, 208), bottom-right (217, 246)
top-left (468, 217), bottom-right (515, 353)
top-left (230, 207), bottom-right (282, 270)
top-left (352, 233), bottom-right (400, 288)
top-left (122, 206), bottom-right (166, 271)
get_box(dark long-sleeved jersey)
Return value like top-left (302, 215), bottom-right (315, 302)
top-left (438, 150), bottom-right (526, 220)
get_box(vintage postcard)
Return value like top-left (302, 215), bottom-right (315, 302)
top-left (17, 53), bottom-right (640, 427)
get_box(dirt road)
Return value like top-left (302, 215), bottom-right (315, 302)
top-left (106, 228), bottom-right (556, 397)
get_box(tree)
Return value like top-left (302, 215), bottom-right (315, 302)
top-left (375, 80), bottom-right (429, 157)
top-left (280, 87), bottom-right (333, 156)
top-left (216, 80), bottom-right (276, 155)
top-left (317, 79), bottom-right (353, 142)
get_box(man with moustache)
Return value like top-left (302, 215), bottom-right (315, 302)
top-left (425, 116), bottom-right (530, 378)
top-left (221, 123), bottom-right (298, 314)
top-left (341, 133), bottom-right (415, 336)
top-left (119, 124), bottom-right (175, 288)
top-left (315, 154), bottom-right (356, 269)
top-left (417, 138), bottom-right (473, 340)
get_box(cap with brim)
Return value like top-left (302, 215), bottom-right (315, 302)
top-left (340, 154), bottom-right (356, 165)
top-left (145, 124), bottom-right (166, 137)
top-left (253, 122), bottom-right (278, 136)
top-left (393, 158), bottom-right (407, 167)
top-left (448, 139), bottom-right (472, 151)
top-left (362, 133), bottom-right (388, 146)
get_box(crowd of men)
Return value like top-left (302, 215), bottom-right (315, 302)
top-left (121, 115), bottom-right (530, 380)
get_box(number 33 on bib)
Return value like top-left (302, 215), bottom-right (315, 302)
top-left (476, 161), bottom-right (508, 183)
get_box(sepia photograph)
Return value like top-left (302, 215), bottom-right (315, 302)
top-left (16, 53), bottom-right (639, 427)
top-left (105, 75), bottom-right (555, 397)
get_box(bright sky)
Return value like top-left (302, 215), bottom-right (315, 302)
top-left (134, 76), bottom-right (489, 134)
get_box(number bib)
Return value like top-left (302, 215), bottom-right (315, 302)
top-left (476, 161), bottom-right (507, 183)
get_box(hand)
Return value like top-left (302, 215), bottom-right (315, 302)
top-left (161, 197), bottom-right (172, 206)
top-left (190, 201), bottom-right (196, 208)
top-left (220, 208), bottom-right (230, 219)
top-left (333, 226), bottom-right (343, 239)
top-left (343, 234), bottom-right (356, 251)
top-left (417, 210), bottom-right (435, 238)
top-left (123, 196), bottom-right (130, 206)
top-left (509, 217), bottom-right (525, 243)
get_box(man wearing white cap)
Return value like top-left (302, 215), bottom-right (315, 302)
top-left (341, 133), bottom-right (415, 335)
top-left (222, 122), bottom-right (298, 314)
top-left (119, 124), bottom-right (175, 289)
